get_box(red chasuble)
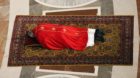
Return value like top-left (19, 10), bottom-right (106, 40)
top-left (33, 24), bottom-right (88, 51)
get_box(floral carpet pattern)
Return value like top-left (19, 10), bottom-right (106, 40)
top-left (8, 16), bottom-right (133, 66)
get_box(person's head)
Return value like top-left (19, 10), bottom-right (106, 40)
top-left (27, 31), bottom-right (35, 38)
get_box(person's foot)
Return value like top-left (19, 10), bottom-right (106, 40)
top-left (94, 29), bottom-right (105, 43)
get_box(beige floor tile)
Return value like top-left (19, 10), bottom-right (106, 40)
top-left (0, 0), bottom-right (9, 6)
top-left (0, 21), bottom-right (8, 66)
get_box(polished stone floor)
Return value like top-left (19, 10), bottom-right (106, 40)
top-left (0, 0), bottom-right (9, 66)
top-left (0, 0), bottom-right (139, 78)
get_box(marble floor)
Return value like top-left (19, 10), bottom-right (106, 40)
top-left (0, 0), bottom-right (139, 78)
top-left (0, 0), bottom-right (9, 66)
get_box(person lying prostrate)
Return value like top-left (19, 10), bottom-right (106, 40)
top-left (28, 23), bottom-right (105, 51)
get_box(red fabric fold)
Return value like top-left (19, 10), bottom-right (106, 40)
top-left (33, 24), bottom-right (88, 51)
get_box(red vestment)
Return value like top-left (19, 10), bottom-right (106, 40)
top-left (33, 24), bottom-right (88, 51)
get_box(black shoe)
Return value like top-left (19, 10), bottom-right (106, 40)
top-left (94, 29), bottom-right (105, 43)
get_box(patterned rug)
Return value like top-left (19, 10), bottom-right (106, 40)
top-left (8, 16), bottom-right (134, 66)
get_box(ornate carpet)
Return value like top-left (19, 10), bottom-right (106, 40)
top-left (8, 16), bottom-right (134, 66)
